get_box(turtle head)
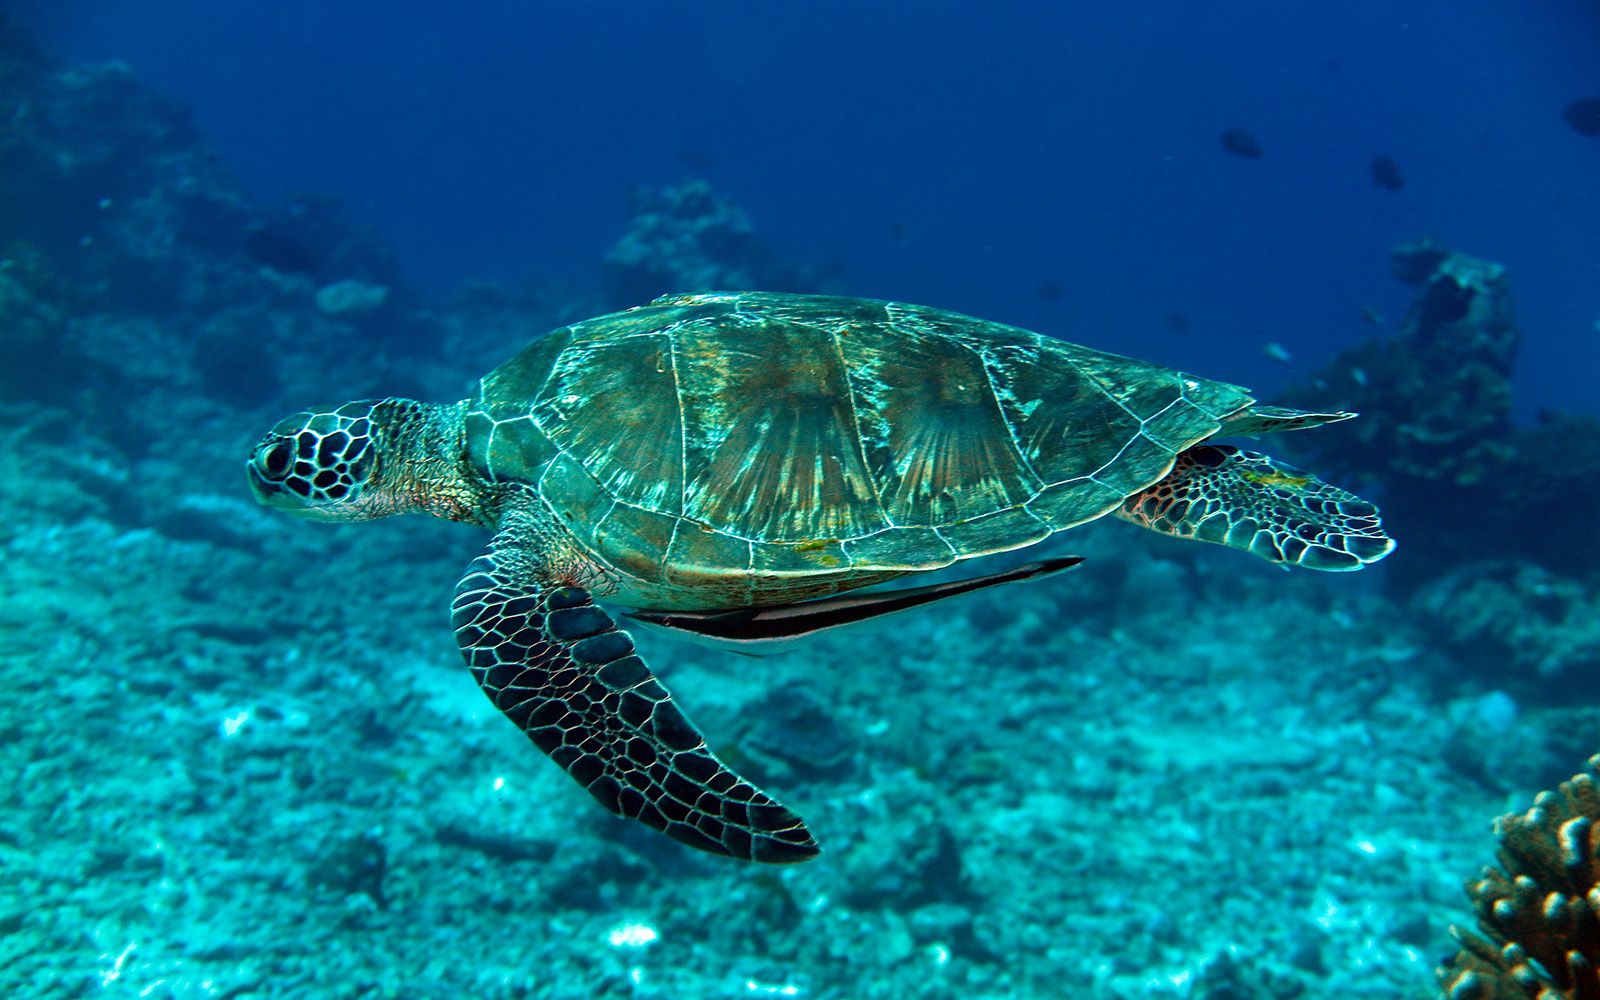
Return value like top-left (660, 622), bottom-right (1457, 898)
top-left (247, 400), bottom-right (388, 521)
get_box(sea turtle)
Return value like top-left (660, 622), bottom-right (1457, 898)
top-left (247, 291), bottom-right (1393, 862)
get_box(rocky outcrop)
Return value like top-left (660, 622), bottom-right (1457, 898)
top-left (601, 180), bottom-right (832, 308)
top-left (1276, 240), bottom-right (1600, 590)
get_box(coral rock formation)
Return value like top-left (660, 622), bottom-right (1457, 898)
top-left (1441, 755), bottom-right (1600, 999)
top-left (1414, 563), bottom-right (1600, 687)
top-left (1287, 238), bottom-right (1519, 490)
top-left (1277, 239), bottom-right (1600, 590)
top-left (601, 180), bottom-right (828, 308)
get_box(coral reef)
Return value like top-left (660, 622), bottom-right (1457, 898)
top-left (0, 19), bottom-right (439, 437)
top-left (1440, 755), bottom-right (1600, 999)
top-left (1276, 240), bottom-right (1600, 590)
top-left (243, 194), bottom-right (403, 288)
top-left (1279, 239), bottom-right (1517, 494)
top-left (3, 15), bottom-right (1598, 999)
top-left (601, 180), bottom-right (833, 308)
top-left (0, 268), bottom-right (67, 397)
top-left (1414, 563), bottom-right (1600, 688)
top-left (314, 277), bottom-right (390, 317)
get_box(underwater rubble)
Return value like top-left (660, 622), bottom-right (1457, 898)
top-left (2, 18), bottom-right (1598, 1000)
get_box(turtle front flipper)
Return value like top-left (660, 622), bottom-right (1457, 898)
top-left (452, 543), bottom-right (819, 863)
top-left (1115, 444), bottom-right (1394, 571)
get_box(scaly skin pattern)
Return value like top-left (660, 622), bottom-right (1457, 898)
top-left (247, 398), bottom-right (493, 526)
top-left (451, 498), bottom-right (818, 863)
top-left (1115, 444), bottom-right (1394, 570)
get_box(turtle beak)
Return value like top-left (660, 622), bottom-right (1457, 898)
top-left (246, 464), bottom-right (267, 501)
top-left (246, 462), bottom-right (279, 505)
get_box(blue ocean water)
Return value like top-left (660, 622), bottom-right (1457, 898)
top-left (3, 4), bottom-right (1600, 998)
top-left (16, 1), bottom-right (1600, 416)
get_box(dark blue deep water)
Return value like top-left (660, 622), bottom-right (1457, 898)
top-left (3, 4), bottom-right (1600, 998)
top-left (18, 1), bottom-right (1600, 415)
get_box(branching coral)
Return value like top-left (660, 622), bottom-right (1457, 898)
top-left (1441, 755), bottom-right (1600, 999)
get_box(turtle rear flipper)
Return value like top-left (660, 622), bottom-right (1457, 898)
top-left (1116, 444), bottom-right (1394, 571)
top-left (627, 556), bottom-right (1083, 648)
top-left (452, 533), bottom-right (818, 863)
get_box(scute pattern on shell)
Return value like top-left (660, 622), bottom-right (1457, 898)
top-left (465, 292), bottom-right (1253, 590)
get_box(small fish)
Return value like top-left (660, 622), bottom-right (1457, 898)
top-left (1263, 342), bottom-right (1293, 363)
top-left (1035, 279), bottom-right (1064, 302)
top-left (1359, 305), bottom-right (1385, 326)
top-left (1351, 367), bottom-right (1369, 386)
top-left (1221, 128), bottom-right (1263, 158)
top-left (1371, 155), bottom-right (1405, 191)
top-left (1165, 309), bottom-right (1190, 334)
top-left (1564, 97), bottom-right (1600, 137)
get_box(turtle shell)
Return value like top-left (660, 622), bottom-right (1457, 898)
top-left (464, 292), bottom-right (1253, 603)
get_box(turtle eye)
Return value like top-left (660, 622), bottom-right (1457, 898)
top-left (256, 440), bottom-right (294, 481)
